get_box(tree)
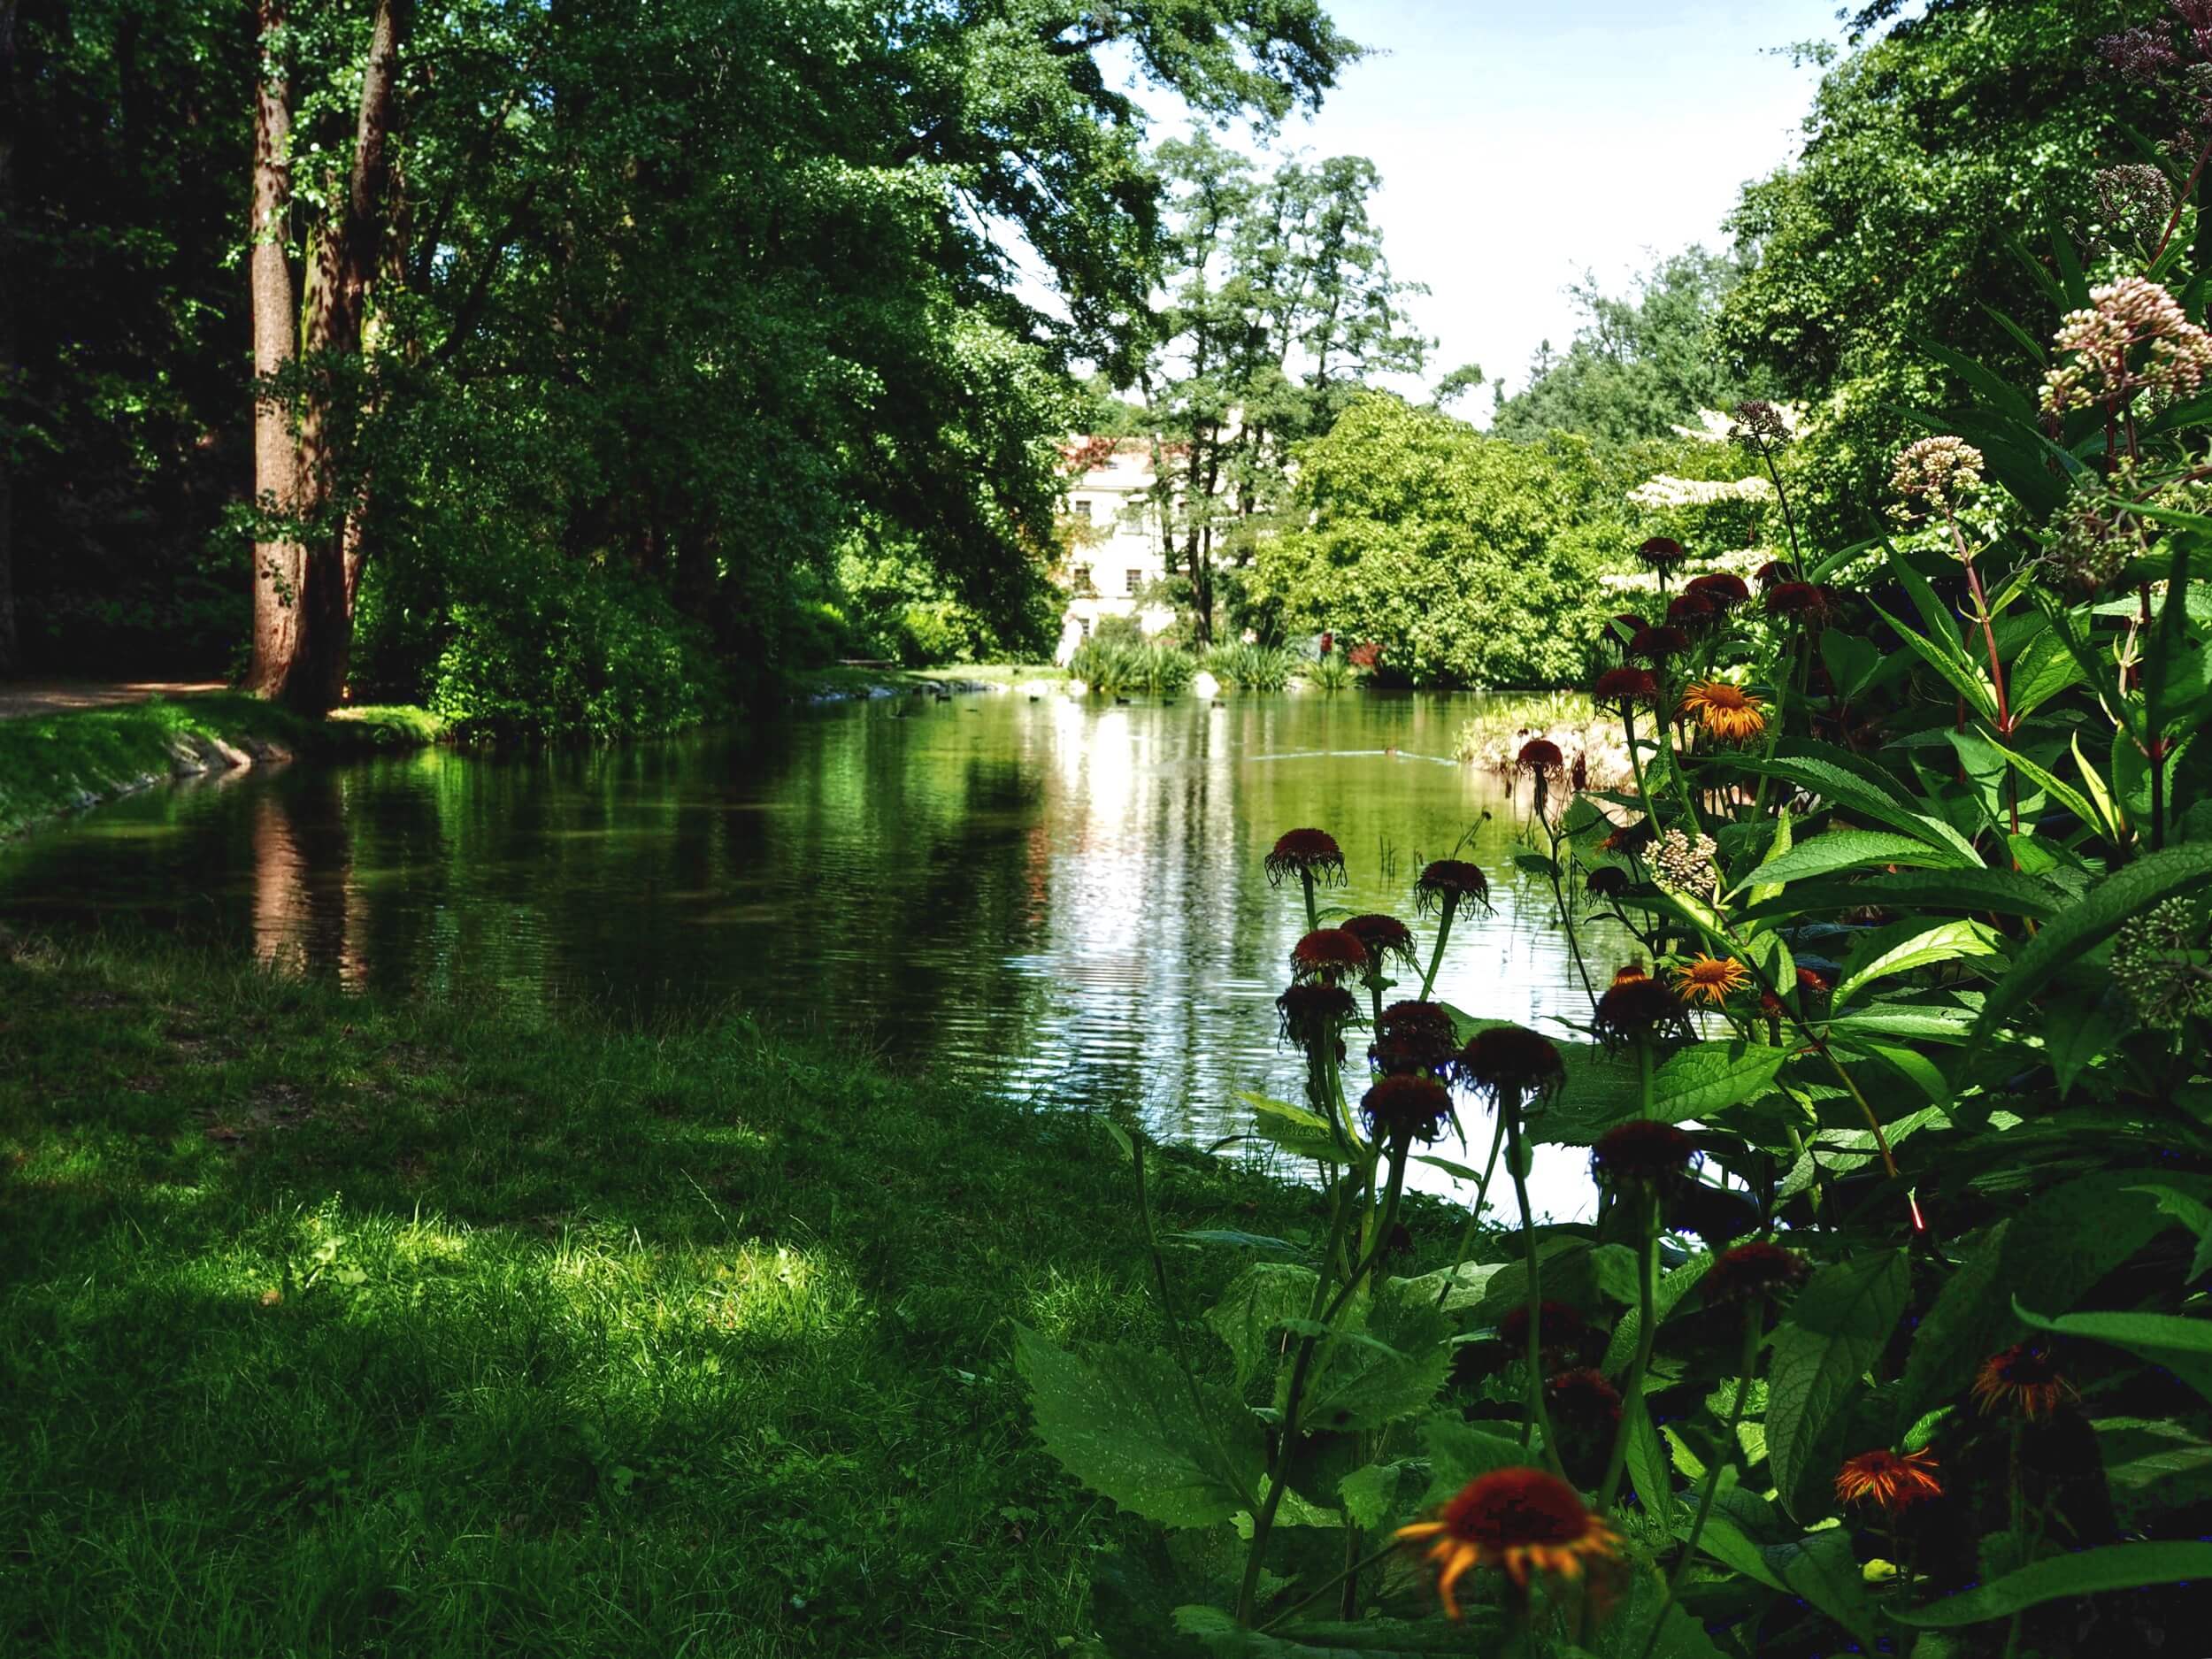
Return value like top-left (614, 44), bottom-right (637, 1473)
top-left (1252, 392), bottom-right (1624, 687)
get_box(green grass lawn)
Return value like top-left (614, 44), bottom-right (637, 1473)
top-left (0, 933), bottom-right (1356, 1657)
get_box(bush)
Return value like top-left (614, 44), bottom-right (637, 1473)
top-left (1067, 636), bottom-right (1194, 695)
top-left (1201, 641), bottom-right (1299, 690)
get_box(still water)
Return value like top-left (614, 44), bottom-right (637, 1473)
top-left (0, 689), bottom-right (1621, 1210)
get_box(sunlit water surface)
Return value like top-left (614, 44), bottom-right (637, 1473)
top-left (0, 690), bottom-right (1627, 1213)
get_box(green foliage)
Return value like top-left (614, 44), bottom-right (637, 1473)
top-left (1255, 395), bottom-right (1621, 687)
top-left (1069, 636), bottom-right (1198, 695)
top-left (1202, 641), bottom-right (1302, 690)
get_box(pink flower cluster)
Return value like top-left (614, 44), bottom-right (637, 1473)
top-left (2040, 277), bottom-right (2212, 416)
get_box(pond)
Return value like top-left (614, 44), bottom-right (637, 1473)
top-left (0, 688), bottom-right (1625, 1213)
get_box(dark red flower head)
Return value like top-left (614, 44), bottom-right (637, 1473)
top-left (1291, 927), bottom-right (1369, 985)
top-left (1592, 975), bottom-right (1687, 1047)
top-left (1340, 913), bottom-right (1417, 972)
top-left (1972, 1343), bottom-right (2079, 1421)
top-left (1498, 1300), bottom-right (1586, 1354)
top-left (1517, 739), bottom-right (1564, 775)
top-left (1396, 1467), bottom-right (1620, 1616)
top-left (1594, 667), bottom-right (1660, 708)
top-left (1763, 582), bottom-right (1833, 625)
top-left (1456, 1023), bottom-right (1565, 1105)
top-left (1591, 1120), bottom-right (1699, 1190)
top-left (1754, 560), bottom-right (1797, 590)
top-left (1278, 982), bottom-right (1357, 1048)
top-left (1666, 592), bottom-right (1720, 634)
top-left (1545, 1367), bottom-right (1623, 1427)
top-left (1362, 1073), bottom-right (1454, 1147)
top-left (1599, 819), bottom-right (1655, 856)
top-left (1372, 1000), bottom-right (1460, 1077)
top-left (1836, 1448), bottom-right (1943, 1513)
top-left (1584, 865), bottom-right (1630, 899)
top-left (1629, 626), bottom-right (1690, 664)
top-left (1634, 536), bottom-right (1688, 568)
top-left (1686, 572), bottom-right (1751, 610)
top-left (1415, 859), bottom-right (1489, 918)
top-left (1796, 967), bottom-right (1831, 997)
top-left (1604, 612), bottom-right (1651, 647)
top-left (1266, 828), bottom-right (1347, 888)
top-left (1704, 1241), bottom-right (1808, 1306)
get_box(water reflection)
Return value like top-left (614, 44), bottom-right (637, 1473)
top-left (0, 690), bottom-right (1626, 1213)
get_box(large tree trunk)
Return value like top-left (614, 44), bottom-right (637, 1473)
top-left (0, 0), bottom-right (21, 679)
top-left (245, 0), bottom-right (303, 698)
top-left (289, 0), bottom-right (411, 714)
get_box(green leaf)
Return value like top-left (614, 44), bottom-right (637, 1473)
top-left (1870, 598), bottom-right (1997, 723)
top-left (1242, 1091), bottom-right (1346, 1162)
top-left (1693, 1513), bottom-right (1787, 1592)
top-left (1337, 1462), bottom-right (1402, 1530)
top-left (1730, 830), bottom-right (1976, 895)
top-left (1649, 1041), bottom-right (1786, 1120)
top-left (2007, 626), bottom-right (2086, 720)
top-left (1416, 1415), bottom-right (1536, 1507)
top-left (1302, 1299), bottom-right (1451, 1433)
top-left (1895, 1542), bottom-right (2212, 1627)
top-left (1208, 1263), bottom-right (1321, 1392)
top-left (1765, 1250), bottom-right (1911, 1516)
top-left (2128, 1183), bottom-right (2212, 1283)
top-left (1722, 749), bottom-right (1978, 863)
top-left (1622, 1391), bottom-right (1675, 1523)
top-left (1603, 1254), bottom-right (1712, 1376)
top-left (1971, 843), bottom-right (2212, 1045)
top-left (1832, 918), bottom-right (2001, 1010)
top-left (1768, 1526), bottom-right (1880, 1649)
top-left (1975, 739), bottom-right (2111, 841)
top-left (1738, 866), bottom-right (2062, 922)
top-left (1747, 808), bottom-right (1794, 908)
top-left (1015, 1325), bottom-right (1263, 1526)
top-left (2012, 1302), bottom-right (2212, 1408)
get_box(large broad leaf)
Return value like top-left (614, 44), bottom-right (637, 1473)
top-left (1832, 918), bottom-right (2002, 1010)
top-left (1895, 1542), bottom-right (2212, 1627)
top-left (1870, 600), bottom-right (1999, 724)
top-left (1900, 1171), bottom-right (2212, 1419)
top-left (1766, 1527), bottom-right (1879, 1649)
top-left (1739, 866), bottom-right (2062, 922)
top-left (1728, 830), bottom-right (1976, 895)
top-left (1975, 740), bottom-right (2114, 842)
top-left (1621, 1392), bottom-right (1676, 1523)
top-left (2008, 626), bottom-right (2087, 721)
top-left (1015, 1325), bottom-right (1263, 1527)
top-left (1602, 1253), bottom-right (1713, 1375)
top-left (1693, 1513), bottom-right (1787, 1592)
top-left (1724, 747), bottom-right (1980, 864)
top-left (1208, 1263), bottom-right (1321, 1393)
top-left (2013, 1302), bottom-right (2212, 1408)
top-left (1300, 1296), bottom-right (1451, 1433)
top-left (1650, 1041), bottom-right (1786, 1120)
top-left (1971, 842), bottom-right (2212, 1045)
top-left (1765, 1250), bottom-right (1910, 1516)
top-left (1415, 1415), bottom-right (1537, 1507)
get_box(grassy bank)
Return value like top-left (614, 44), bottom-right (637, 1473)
top-left (0, 933), bottom-right (1379, 1658)
top-left (787, 663), bottom-right (1064, 703)
top-left (0, 695), bottom-right (443, 840)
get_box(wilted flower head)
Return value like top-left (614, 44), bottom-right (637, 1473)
top-left (1266, 828), bottom-right (1347, 888)
top-left (1414, 859), bottom-right (1489, 917)
top-left (1728, 399), bottom-right (1795, 449)
top-left (1594, 666), bottom-right (1660, 709)
top-left (1671, 952), bottom-right (1751, 1007)
top-left (1517, 739), bottom-right (1564, 776)
top-left (1704, 1241), bottom-right (1808, 1307)
top-left (1629, 625), bottom-right (1690, 664)
top-left (1395, 1468), bottom-right (1622, 1617)
top-left (1633, 536), bottom-right (1688, 570)
top-left (1593, 975), bottom-right (1688, 1048)
top-left (1763, 581), bottom-right (1834, 626)
top-left (1685, 572), bottom-right (1751, 611)
top-left (1679, 680), bottom-right (1767, 744)
top-left (1291, 927), bottom-right (1369, 986)
top-left (2111, 897), bottom-right (2212, 1028)
top-left (1591, 1120), bottom-right (1699, 1191)
top-left (1666, 592), bottom-right (1720, 634)
top-left (1890, 436), bottom-right (1986, 518)
top-left (1340, 912), bottom-right (1417, 973)
top-left (1278, 982), bottom-right (1357, 1048)
top-left (1372, 1000), bottom-right (1460, 1078)
top-left (1362, 1073), bottom-right (1454, 1147)
top-left (1456, 1023), bottom-right (1565, 1105)
top-left (1653, 827), bottom-right (1719, 895)
top-left (1545, 1367), bottom-right (1623, 1428)
top-left (1836, 1448), bottom-right (1944, 1513)
top-left (2041, 277), bottom-right (2212, 416)
top-left (1972, 1344), bottom-right (2080, 1421)
top-left (1584, 864), bottom-right (1630, 900)
top-left (1753, 559), bottom-right (1797, 591)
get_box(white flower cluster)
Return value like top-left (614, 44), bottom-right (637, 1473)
top-left (2041, 276), bottom-right (2212, 416)
top-left (1626, 474), bottom-right (1777, 511)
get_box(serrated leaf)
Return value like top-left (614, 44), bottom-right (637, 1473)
top-left (1767, 1527), bottom-right (1879, 1648)
top-left (1738, 866), bottom-right (2062, 922)
top-left (1622, 1392), bottom-right (1675, 1523)
top-left (2013, 1302), bottom-right (2212, 1408)
top-left (1015, 1326), bottom-right (1262, 1526)
top-left (1416, 1415), bottom-right (1536, 1507)
top-left (1971, 842), bottom-right (2212, 1045)
top-left (1765, 1250), bottom-right (1910, 1516)
top-left (1724, 747), bottom-right (1979, 863)
top-left (1650, 1041), bottom-right (1786, 1119)
top-left (1337, 1462), bottom-right (1402, 1530)
top-left (2128, 1183), bottom-right (2212, 1283)
top-left (1208, 1263), bottom-right (1321, 1392)
top-left (1747, 809), bottom-right (1794, 907)
top-left (1832, 918), bottom-right (2001, 1010)
top-left (1730, 830), bottom-right (1975, 895)
top-left (1302, 1299), bottom-right (1451, 1433)
top-left (1602, 1254), bottom-right (1712, 1376)
top-left (1694, 1513), bottom-right (1787, 1592)
top-left (1895, 1542), bottom-right (2212, 1627)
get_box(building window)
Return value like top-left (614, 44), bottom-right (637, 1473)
top-left (1078, 616), bottom-right (1091, 638)
top-left (1125, 568), bottom-right (1143, 595)
top-left (1071, 498), bottom-right (1092, 520)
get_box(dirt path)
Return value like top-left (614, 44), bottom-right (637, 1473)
top-left (0, 680), bottom-right (228, 720)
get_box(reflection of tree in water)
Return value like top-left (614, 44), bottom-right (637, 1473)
top-left (250, 772), bottom-right (365, 984)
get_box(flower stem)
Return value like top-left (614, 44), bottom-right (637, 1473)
top-left (1417, 895), bottom-right (1459, 1002)
top-left (1503, 1101), bottom-right (1565, 1476)
top-left (1597, 1186), bottom-right (1661, 1513)
top-left (1435, 1109), bottom-right (1509, 1310)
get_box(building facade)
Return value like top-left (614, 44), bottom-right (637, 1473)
top-left (1055, 438), bottom-right (1178, 663)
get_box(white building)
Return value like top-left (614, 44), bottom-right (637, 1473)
top-left (1055, 438), bottom-right (1179, 663)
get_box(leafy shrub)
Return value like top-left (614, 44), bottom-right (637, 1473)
top-left (1202, 641), bottom-right (1300, 690)
top-left (1067, 636), bottom-right (1194, 695)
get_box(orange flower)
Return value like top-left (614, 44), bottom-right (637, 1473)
top-left (1972, 1345), bottom-right (2079, 1421)
top-left (1835, 1448), bottom-right (1943, 1513)
top-left (1395, 1467), bottom-right (1620, 1618)
top-left (1679, 680), bottom-right (1767, 744)
top-left (1671, 953), bottom-right (1750, 1007)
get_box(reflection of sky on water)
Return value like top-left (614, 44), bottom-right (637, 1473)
top-left (0, 690), bottom-right (1625, 1217)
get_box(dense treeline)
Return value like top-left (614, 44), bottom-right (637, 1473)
top-left (0, 0), bottom-right (1355, 726)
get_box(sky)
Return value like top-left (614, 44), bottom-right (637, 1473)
top-left (1127, 0), bottom-right (1866, 411)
